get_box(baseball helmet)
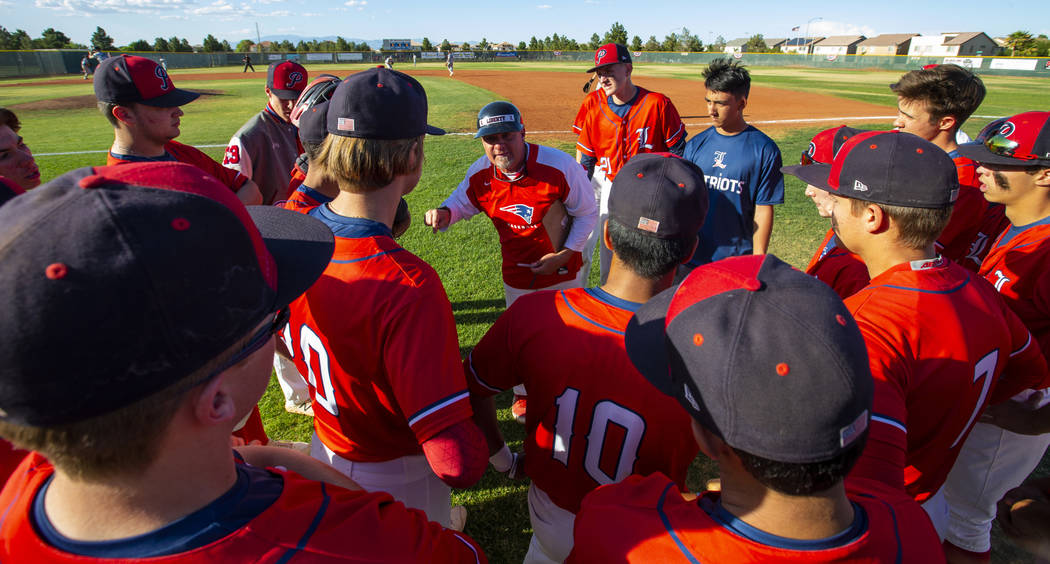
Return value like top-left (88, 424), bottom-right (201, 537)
top-left (475, 101), bottom-right (524, 139)
top-left (290, 74), bottom-right (341, 127)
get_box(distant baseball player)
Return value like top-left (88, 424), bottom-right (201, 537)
top-left (891, 64), bottom-right (996, 271)
top-left (941, 111), bottom-right (1050, 563)
top-left (0, 107), bottom-right (42, 191)
top-left (568, 254), bottom-right (945, 563)
top-left (798, 125), bottom-right (869, 298)
top-left (783, 130), bottom-right (1049, 540)
top-left (385, 55), bottom-right (394, 69)
top-left (223, 60), bottom-right (307, 205)
top-left (446, 51), bottom-right (454, 76)
top-left (285, 67), bottom-right (487, 528)
top-left (425, 101), bottom-right (597, 423)
top-left (80, 53), bottom-right (91, 79)
top-left (242, 52), bottom-right (255, 72)
top-left (94, 54), bottom-right (262, 205)
top-left (576, 43), bottom-right (686, 282)
top-left (0, 161), bottom-right (486, 562)
top-left (683, 57), bottom-right (783, 272)
top-left (466, 153), bottom-right (707, 563)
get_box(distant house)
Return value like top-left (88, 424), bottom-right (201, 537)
top-left (781, 37), bottom-right (823, 55)
top-left (857, 34), bottom-right (919, 56)
top-left (381, 39), bottom-right (414, 51)
top-left (907, 32), bottom-right (999, 57)
top-left (813, 35), bottom-right (866, 56)
top-left (494, 42), bottom-right (516, 51)
top-left (764, 38), bottom-right (787, 51)
top-left (723, 38), bottom-right (748, 54)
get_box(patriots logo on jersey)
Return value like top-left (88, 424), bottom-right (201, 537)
top-left (286, 71), bottom-right (305, 89)
top-left (712, 151), bottom-right (727, 169)
top-left (154, 66), bottom-right (169, 90)
top-left (499, 203), bottom-right (534, 224)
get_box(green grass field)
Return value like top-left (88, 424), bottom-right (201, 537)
top-left (3, 61), bottom-right (1050, 562)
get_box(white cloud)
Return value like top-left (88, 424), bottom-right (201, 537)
top-left (537, 4), bottom-right (551, 8)
top-left (35, 0), bottom-right (195, 15)
top-left (345, 0), bottom-right (366, 5)
top-left (189, 0), bottom-right (234, 16)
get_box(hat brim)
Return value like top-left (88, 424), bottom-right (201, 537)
top-left (624, 284), bottom-right (678, 397)
top-left (955, 142), bottom-right (1050, 167)
top-left (474, 123), bottom-right (524, 139)
top-left (246, 206), bottom-right (335, 310)
top-left (585, 61), bottom-right (618, 73)
top-left (426, 125), bottom-right (446, 136)
top-left (270, 88), bottom-right (304, 100)
top-left (137, 88), bottom-right (200, 108)
top-left (781, 163), bottom-right (833, 192)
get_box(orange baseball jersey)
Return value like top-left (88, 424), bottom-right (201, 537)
top-left (0, 439), bottom-right (27, 484)
top-left (571, 89), bottom-right (602, 135)
top-left (466, 287), bottom-right (698, 513)
top-left (979, 216), bottom-right (1050, 356)
top-left (283, 154), bottom-right (309, 203)
top-left (0, 453), bottom-right (487, 563)
top-left (440, 143), bottom-right (598, 289)
top-left (278, 184), bottom-right (332, 215)
top-left (805, 228), bottom-right (869, 300)
top-left (845, 258), bottom-right (1048, 501)
top-left (284, 208), bottom-right (472, 462)
top-left (575, 87), bottom-right (686, 181)
top-left (567, 473), bottom-right (945, 563)
top-left (936, 153), bottom-right (991, 270)
top-left (107, 141), bottom-right (248, 194)
top-left (961, 203), bottom-right (1009, 272)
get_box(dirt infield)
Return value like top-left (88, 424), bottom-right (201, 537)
top-left (6, 69), bottom-right (893, 136)
top-left (10, 89), bottom-right (225, 112)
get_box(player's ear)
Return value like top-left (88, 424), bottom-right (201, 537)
top-left (938, 115), bottom-right (957, 134)
top-left (112, 105), bottom-right (135, 126)
top-left (264, 86), bottom-right (273, 97)
top-left (191, 373), bottom-right (238, 427)
top-left (866, 203), bottom-right (888, 234)
top-left (690, 419), bottom-right (731, 460)
top-left (1032, 167), bottom-right (1050, 187)
top-left (601, 219), bottom-right (613, 251)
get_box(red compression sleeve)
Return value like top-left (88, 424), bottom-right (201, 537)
top-left (421, 419), bottom-right (488, 489)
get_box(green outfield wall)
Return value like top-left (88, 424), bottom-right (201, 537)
top-left (2, 49), bottom-right (1047, 78)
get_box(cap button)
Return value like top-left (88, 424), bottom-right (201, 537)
top-left (45, 263), bottom-right (69, 280)
top-left (776, 363), bottom-right (790, 376)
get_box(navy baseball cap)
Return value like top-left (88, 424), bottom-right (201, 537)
top-left (958, 111), bottom-right (1050, 167)
top-left (588, 43), bottom-right (631, 73)
top-left (609, 153), bottom-right (708, 239)
top-left (625, 254), bottom-right (872, 463)
top-left (299, 100), bottom-right (330, 147)
top-left (267, 60), bottom-right (309, 100)
top-left (0, 161), bottom-right (334, 426)
top-left (783, 130), bottom-right (959, 208)
top-left (94, 54), bottom-right (199, 107)
top-left (0, 176), bottom-right (25, 206)
top-left (327, 67), bottom-right (445, 139)
top-left (474, 101), bottom-right (524, 139)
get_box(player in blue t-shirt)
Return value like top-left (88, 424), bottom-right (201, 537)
top-left (683, 58), bottom-right (784, 268)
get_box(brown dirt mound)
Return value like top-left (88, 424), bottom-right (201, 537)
top-left (10, 89), bottom-right (225, 111)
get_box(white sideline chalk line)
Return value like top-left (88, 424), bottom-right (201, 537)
top-left (34, 115), bottom-right (1003, 157)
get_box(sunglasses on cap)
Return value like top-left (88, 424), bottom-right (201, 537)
top-left (799, 151), bottom-right (827, 166)
top-left (984, 133), bottom-right (1039, 161)
top-left (207, 308), bottom-right (290, 380)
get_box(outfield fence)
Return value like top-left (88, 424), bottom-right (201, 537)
top-left (2, 49), bottom-right (1048, 79)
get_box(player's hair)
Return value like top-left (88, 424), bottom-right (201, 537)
top-left (702, 58), bottom-right (750, 99)
top-left (891, 65), bottom-right (986, 130)
top-left (732, 432), bottom-right (867, 495)
top-left (97, 101), bottom-right (121, 127)
top-left (315, 134), bottom-right (423, 193)
top-left (302, 140), bottom-right (324, 162)
top-left (606, 218), bottom-right (695, 278)
top-left (0, 326), bottom-right (262, 480)
top-left (849, 197), bottom-right (953, 250)
top-left (0, 107), bottom-right (21, 132)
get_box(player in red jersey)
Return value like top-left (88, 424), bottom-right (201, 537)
top-left (784, 130), bottom-right (1049, 543)
top-left (93, 54), bottom-right (262, 205)
top-left (0, 161), bottom-right (485, 562)
top-left (568, 254), bottom-right (945, 563)
top-left (283, 68), bottom-right (487, 529)
top-left (576, 43), bottom-right (686, 282)
top-left (466, 153), bottom-right (708, 563)
top-left (939, 112), bottom-right (1050, 563)
top-left (891, 64), bottom-right (997, 271)
top-left (797, 125), bottom-right (869, 298)
top-left (425, 101), bottom-right (598, 424)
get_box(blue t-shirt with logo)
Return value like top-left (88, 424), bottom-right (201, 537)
top-left (684, 125), bottom-right (784, 265)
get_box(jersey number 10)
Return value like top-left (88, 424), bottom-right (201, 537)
top-left (552, 388), bottom-right (646, 485)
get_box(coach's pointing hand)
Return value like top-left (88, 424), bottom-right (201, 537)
top-left (424, 206), bottom-right (451, 233)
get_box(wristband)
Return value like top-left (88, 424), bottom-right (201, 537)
top-left (490, 444), bottom-right (513, 472)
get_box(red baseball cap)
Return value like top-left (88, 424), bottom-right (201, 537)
top-left (587, 43), bottom-right (631, 73)
top-left (799, 125), bottom-right (867, 166)
top-left (957, 111), bottom-right (1050, 167)
top-left (267, 61), bottom-right (309, 100)
top-left (93, 54), bottom-right (199, 107)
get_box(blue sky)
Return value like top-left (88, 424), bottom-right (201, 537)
top-left (4, 0), bottom-right (1046, 47)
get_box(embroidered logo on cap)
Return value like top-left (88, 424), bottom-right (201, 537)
top-left (154, 66), bottom-right (169, 90)
top-left (337, 117), bottom-right (355, 132)
top-left (596, 48), bottom-right (607, 62)
top-left (1000, 121), bottom-right (1015, 137)
top-left (286, 71), bottom-right (305, 89)
top-left (682, 383), bottom-right (700, 411)
top-left (853, 179), bottom-right (868, 192)
top-left (637, 217), bottom-right (660, 233)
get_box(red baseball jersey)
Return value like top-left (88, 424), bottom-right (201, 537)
top-left (440, 143), bottom-right (598, 289)
top-left (567, 473), bottom-right (945, 563)
top-left (0, 439), bottom-right (27, 484)
top-left (805, 228), bottom-right (869, 299)
top-left (284, 155), bottom-right (308, 202)
top-left (0, 453), bottom-right (486, 562)
top-left (979, 216), bottom-right (1050, 356)
top-left (960, 203), bottom-right (1009, 272)
top-left (466, 287), bottom-right (698, 513)
top-left (107, 141), bottom-right (248, 193)
top-left (936, 154), bottom-right (991, 270)
top-left (278, 184), bottom-right (332, 215)
top-left (571, 89), bottom-right (603, 135)
top-left (285, 209), bottom-right (472, 462)
top-left (575, 87), bottom-right (686, 181)
top-left (845, 258), bottom-right (1048, 502)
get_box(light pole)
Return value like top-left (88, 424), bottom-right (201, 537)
top-left (804, 16), bottom-right (822, 56)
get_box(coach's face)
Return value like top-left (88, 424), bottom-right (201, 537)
top-left (482, 130), bottom-right (527, 174)
top-left (0, 125), bottom-right (41, 190)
